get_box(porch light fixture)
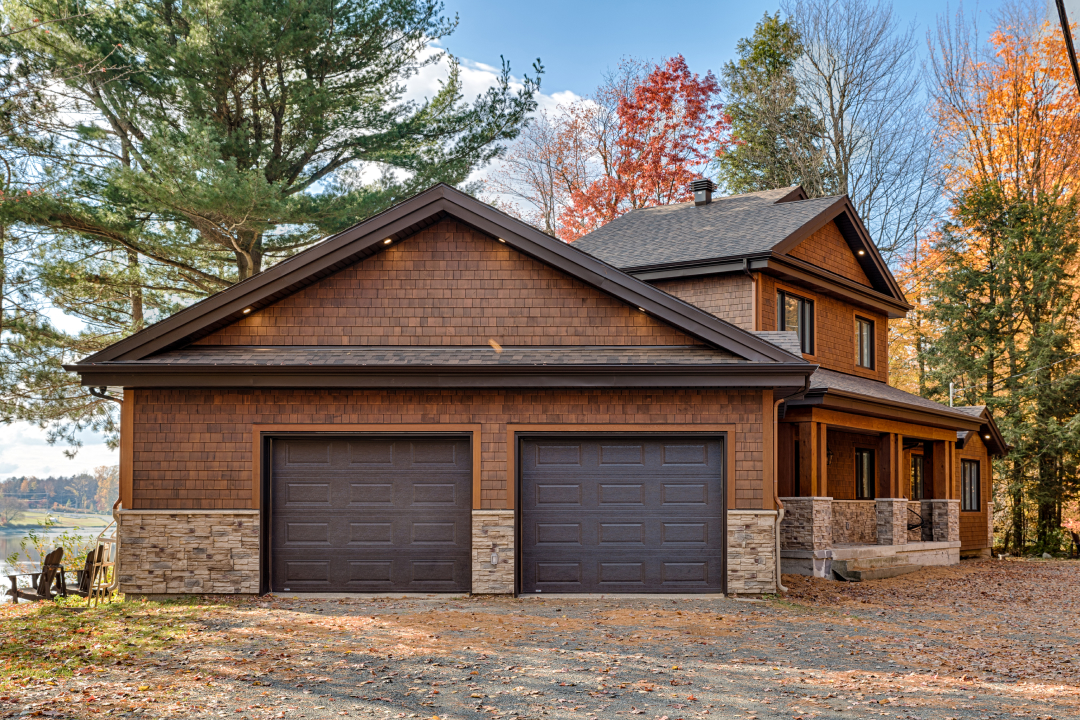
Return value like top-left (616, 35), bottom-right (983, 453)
top-left (985, 434), bottom-right (991, 439)
top-left (242, 308), bottom-right (252, 314)
top-left (857, 249), bottom-right (866, 256)
top-left (638, 307), bottom-right (645, 312)
top-left (498, 238), bottom-right (506, 243)
top-left (383, 238), bottom-right (392, 244)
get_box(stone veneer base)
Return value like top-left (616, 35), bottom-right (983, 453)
top-left (727, 510), bottom-right (778, 595)
top-left (118, 510), bottom-right (260, 595)
top-left (471, 510), bottom-right (515, 594)
top-left (118, 509), bottom-right (776, 597)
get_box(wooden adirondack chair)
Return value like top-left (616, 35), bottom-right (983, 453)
top-left (5, 547), bottom-right (68, 603)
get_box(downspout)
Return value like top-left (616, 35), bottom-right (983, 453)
top-left (743, 259), bottom-right (757, 330)
top-left (773, 396), bottom-right (788, 594)
top-left (772, 374), bottom-right (811, 594)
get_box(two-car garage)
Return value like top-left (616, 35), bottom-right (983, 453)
top-left (269, 434), bottom-right (727, 595)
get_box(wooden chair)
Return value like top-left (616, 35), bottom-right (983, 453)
top-left (5, 547), bottom-right (68, 603)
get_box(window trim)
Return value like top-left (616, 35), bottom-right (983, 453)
top-left (855, 447), bottom-right (876, 500)
top-left (777, 289), bottom-right (815, 355)
top-left (961, 458), bottom-right (981, 511)
top-left (856, 315), bottom-right (875, 369)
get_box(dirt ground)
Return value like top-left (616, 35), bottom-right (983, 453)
top-left (2, 558), bottom-right (1078, 720)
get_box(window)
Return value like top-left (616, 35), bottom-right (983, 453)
top-left (856, 316), bottom-right (875, 368)
top-left (910, 454), bottom-right (924, 500)
top-left (961, 459), bottom-right (981, 511)
top-left (778, 290), bottom-right (814, 354)
top-left (855, 448), bottom-right (875, 500)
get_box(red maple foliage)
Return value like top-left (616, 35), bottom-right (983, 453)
top-left (489, 56), bottom-right (728, 241)
top-left (558, 56), bottom-right (729, 241)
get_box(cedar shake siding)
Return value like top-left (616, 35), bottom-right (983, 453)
top-left (758, 273), bottom-right (889, 383)
top-left (652, 274), bottom-right (755, 330)
top-left (787, 220), bottom-right (873, 287)
top-left (956, 434), bottom-right (992, 551)
top-left (196, 220), bottom-right (699, 348)
top-left (130, 387), bottom-right (766, 511)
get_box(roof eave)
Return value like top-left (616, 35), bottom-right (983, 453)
top-left (66, 361), bottom-right (816, 390)
top-left (790, 387), bottom-right (986, 430)
top-left (77, 184), bottom-right (804, 366)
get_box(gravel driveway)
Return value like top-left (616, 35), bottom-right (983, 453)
top-left (4, 559), bottom-right (1078, 719)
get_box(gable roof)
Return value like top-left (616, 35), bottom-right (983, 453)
top-left (953, 405), bottom-right (1010, 456)
top-left (72, 184), bottom-right (811, 369)
top-left (573, 186), bottom-right (909, 309)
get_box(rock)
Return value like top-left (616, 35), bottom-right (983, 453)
top-left (1042, 552), bottom-right (1052, 559)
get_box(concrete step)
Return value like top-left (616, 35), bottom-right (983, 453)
top-left (832, 561), bottom-right (922, 582)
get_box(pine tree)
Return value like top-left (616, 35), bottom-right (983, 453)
top-left (715, 12), bottom-right (825, 195)
top-left (924, 182), bottom-right (1080, 552)
top-left (0, 0), bottom-right (540, 446)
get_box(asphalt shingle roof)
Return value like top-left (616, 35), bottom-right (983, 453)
top-left (574, 188), bottom-right (842, 269)
top-left (752, 331), bottom-right (803, 358)
top-left (119, 345), bottom-right (752, 367)
top-left (809, 368), bottom-right (976, 419)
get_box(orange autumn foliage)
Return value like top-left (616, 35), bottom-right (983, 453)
top-left (930, 16), bottom-right (1080, 200)
top-left (889, 14), bottom-right (1080, 395)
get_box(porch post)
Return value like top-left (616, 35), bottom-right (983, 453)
top-left (797, 422), bottom-right (815, 496)
top-left (928, 440), bottom-right (949, 499)
top-left (877, 432), bottom-right (899, 499)
top-left (817, 422), bottom-right (828, 497)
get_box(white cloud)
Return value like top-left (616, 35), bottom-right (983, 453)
top-left (0, 422), bottom-right (117, 479)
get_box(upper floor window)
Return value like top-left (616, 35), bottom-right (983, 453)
top-left (778, 290), bottom-right (814, 354)
top-left (961, 459), bottom-right (981, 511)
top-left (856, 316), bottom-right (875, 368)
top-left (855, 448), bottom-right (875, 500)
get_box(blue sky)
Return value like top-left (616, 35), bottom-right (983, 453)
top-left (2, 0), bottom-right (1075, 479)
top-left (439, 0), bottom-right (1004, 99)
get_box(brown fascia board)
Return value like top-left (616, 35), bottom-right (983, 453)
top-left (80, 184), bottom-right (800, 366)
top-left (629, 253), bottom-right (909, 318)
top-left (65, 362), bottom-right (815, 390)
top-left (970, 411), bottom-right (1010, 456)
top-left (788, 388), bottom-right (986, 431)
top-left (770, 196), bottom-right (908, 305)
top-left (774, 185), bottom-right (809, 203)
top-left (762, 254), bottom-right (912, 318)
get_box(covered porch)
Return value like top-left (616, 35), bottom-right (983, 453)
top-left (777, 405), bottom-right (968, 580)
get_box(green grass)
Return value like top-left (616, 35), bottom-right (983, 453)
top-left (0, 595), bottom-right (206, 690)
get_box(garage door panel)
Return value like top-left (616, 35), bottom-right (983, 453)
top-left (271, 436), bottom-right (471, 593)
top-left (348, 483), bottom-right (394, 506)
top-left (598, 483), bottom-right (645, 505)
top-left (534, 482), bottom-right (583, 506)
top-left (599, 443), bottom-right (645, 465)
top-left (521, 436), bottom-right (724, 594)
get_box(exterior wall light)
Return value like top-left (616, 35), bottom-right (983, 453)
top-left (242, 308), bottom-right (252, 314)
top-left (383, 238), bottom-right (393, 244)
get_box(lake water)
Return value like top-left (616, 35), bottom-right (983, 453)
top-left (0, 525), bottom-right (111, 575)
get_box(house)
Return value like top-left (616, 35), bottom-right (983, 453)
top-left (67, 182), bottom-right (1002, 597)
top-left (576, 181), bottom-right (1006, 580)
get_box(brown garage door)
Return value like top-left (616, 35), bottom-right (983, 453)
top-left (520, 436), bottom-right (725, 594)
top-left (270, 436), bottom-right (471, 593)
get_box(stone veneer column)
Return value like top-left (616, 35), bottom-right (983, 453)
top-left (727, 510), bottom-right (777, 595)
top-left (471, 510), bottom-right (514, 594)
top-left (778, 497), bottom-right (832, 551)
top-left (118, 510), bottom-right (260, 595)
top-left (931, 499), bottom-right (961, 543)
top-left (875, 499), bottom-right (908, 546)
